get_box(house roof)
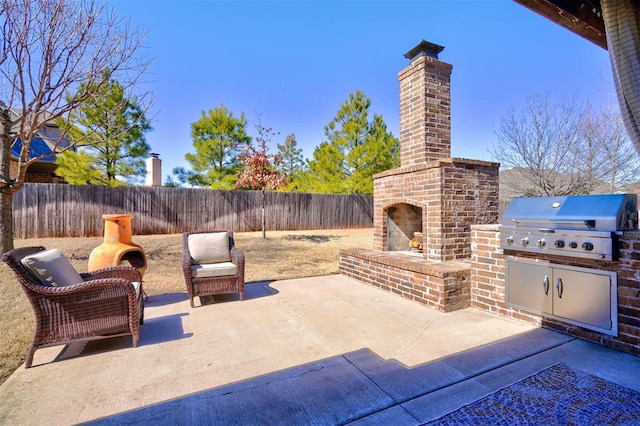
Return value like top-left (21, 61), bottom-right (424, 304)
top-left (11, 136), bottom-right (58, 163)
top-left (515, 0), bottom-right (606, 49)
top-left (8, 109), bottom-right (71, 163)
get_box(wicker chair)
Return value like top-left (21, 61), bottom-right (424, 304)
top-left (182, 231), bottom-right (245, 307)
top-left (2, 246), bottom-right (144, 368)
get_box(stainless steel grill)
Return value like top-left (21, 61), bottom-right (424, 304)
top-left (500, 194), bottom-right (638, 261)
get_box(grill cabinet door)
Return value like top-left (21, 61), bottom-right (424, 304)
top-left (553, 267), bottom-right (612, 331)
top-left (506, 260), bottom-right (552, 314)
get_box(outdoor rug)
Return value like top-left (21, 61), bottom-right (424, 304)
top-left (424, 363), bottom-right (640, 425)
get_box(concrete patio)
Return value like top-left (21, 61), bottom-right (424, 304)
top-left (0, 274), bottom-right (638, 425)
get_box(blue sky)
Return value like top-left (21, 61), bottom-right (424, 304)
top-left (106, 0), bottom-right (615, 184)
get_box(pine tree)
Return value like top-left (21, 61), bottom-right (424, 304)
top-left (55, 74), bottom-right (152, 186)
top-left (173, 105), bottom-right (251, 189)
top-left (305, 90), bottom-right (399, 193)
top-left (276, 133), bottom-right (306, 190)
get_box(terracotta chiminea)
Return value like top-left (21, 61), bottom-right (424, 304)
top-left (88, 214), bottom-right (148, 276)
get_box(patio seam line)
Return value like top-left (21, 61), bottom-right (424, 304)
top-left (343, 334), bottom-right (579, 422)
top-left (396, 336), bottom-right (580, 407)
top-left (340, 354), bottom-right (422, 425)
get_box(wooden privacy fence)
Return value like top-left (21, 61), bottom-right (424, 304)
top-left (13, 184), bottom-right (373, 239)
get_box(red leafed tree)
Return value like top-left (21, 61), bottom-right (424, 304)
top-left (236, 122), bottom-right (287, 238)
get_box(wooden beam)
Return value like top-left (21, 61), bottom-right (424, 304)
top-left (515, 0), bottom-right (607, 49)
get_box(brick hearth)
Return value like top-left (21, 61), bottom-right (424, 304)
top-left (339, 249), bottom-right (470, 312)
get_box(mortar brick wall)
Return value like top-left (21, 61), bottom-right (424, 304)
top-left (373, 164), bottom-right (441, 256)
top-left (374, 158), bottom-right (499, 261)
top-left (399, 54), bottom-right (452, 166)
top-left (470, 224), bottom-right (640, 356)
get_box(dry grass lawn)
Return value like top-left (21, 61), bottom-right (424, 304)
top-left (0, 228), bottom-right (372, 385)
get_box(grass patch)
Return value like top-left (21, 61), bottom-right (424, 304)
top-left (0, 228), bottom-right (372, 385)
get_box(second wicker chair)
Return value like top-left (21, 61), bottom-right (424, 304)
top-left (182, 231), bottom-right (245, 307)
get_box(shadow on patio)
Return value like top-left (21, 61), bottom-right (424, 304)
top-left (0, 276), bottom-right (637, 425)
top-left (87, 328), bottom-right (640, 425)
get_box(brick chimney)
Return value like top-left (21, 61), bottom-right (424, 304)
top-left (398, 40), bottom-right (452, 166)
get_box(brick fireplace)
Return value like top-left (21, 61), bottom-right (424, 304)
top-left (339, 40), bottom-right (640, 356)
top-left (375, 40), bottom-right (499, 261)
top-left (340, 40), bottom-right (499, 312)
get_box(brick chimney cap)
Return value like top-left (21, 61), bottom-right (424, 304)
top-left (404, 40), bottom-right (445, 61)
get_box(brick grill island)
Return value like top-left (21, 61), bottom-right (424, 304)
top-left (471, 226), bottom-right (640, 356)
top-left (339, 40), bottom-right (640, 355)
top-left (339, 41), bottom-right (500, 313)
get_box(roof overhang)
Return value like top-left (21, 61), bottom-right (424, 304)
top-left (515, 0), bottom-right (607, 49)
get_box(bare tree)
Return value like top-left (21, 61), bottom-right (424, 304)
top-left (0, 0), bottom-right (150, 252)
top-left (577, 103), bottom-right (640, 193)
top-left (491, 92), bottom-right (638, 198)
top-left (491, 93), bottom-right (585, 197)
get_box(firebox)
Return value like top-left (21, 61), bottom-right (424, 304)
top-left (386, 203), bottom-right (422, 252)
top-left (88, 214), bottom-right (148, 276)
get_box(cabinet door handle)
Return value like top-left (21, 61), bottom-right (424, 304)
top-left (556, 277), bottom-right (563, 298)
top-left (543, 275), bottom-right (550, 295)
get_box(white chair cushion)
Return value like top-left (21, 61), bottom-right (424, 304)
top-left (188, 233), bottom-right (231, 264)
top-left (131, 281), bottom-right (141, 297)
top-left (191, 262), bottom-right (237, 278)
top-left (21, 249), bottom-right (83, 287)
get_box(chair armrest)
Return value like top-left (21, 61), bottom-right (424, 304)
top-left (182, 235), bottom-right (194, 282)
top-left (230, 249), bottom-right (245, 284)
top-left (81, 266), bottom-right (142, 283)
top-left (27, 275), bottom-right (138, 301)
top-left (182, 246), bottom-right (193, 268)
top-left (230, 249), bottom-right (244, 266)
top-left (81, 267), bottom-right (143, 307)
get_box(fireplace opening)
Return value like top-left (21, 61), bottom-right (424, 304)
top-left (386, 203), bottom-right (423, 252)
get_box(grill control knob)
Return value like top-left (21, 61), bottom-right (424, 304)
top-left (536, 239), bottom-right (546, 247)
top-left (554, 240), bottom-right (565, 248)
top-left (520, 237), bottom-right (529, 246)
top-left (569, 242), bottom-right (578, 249)
top-left (506, 236), bottom-right (514, 244)
top-left (582, 242), bottom-right (594, 251)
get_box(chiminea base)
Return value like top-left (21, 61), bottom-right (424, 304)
top-left (88, 244), bottom-right (147, 276)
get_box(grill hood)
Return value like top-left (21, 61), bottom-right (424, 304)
top-left (501, 194), bottom-right (638, 232)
